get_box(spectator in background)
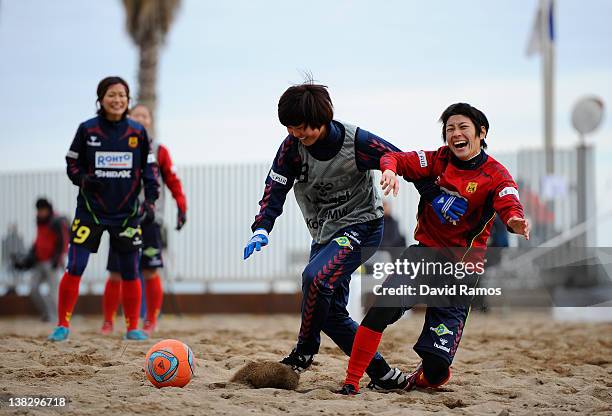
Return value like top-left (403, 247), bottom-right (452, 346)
top-left (473, 214), bottom-right (510, 312)
top-left (381, 201), bottom-right (406, 249)
top-left (489, 214), bottom-right (510, 247)
top-left (2, 223), bottom-right (25, 295)
top-left (13, 199), bottom-right (68, 322)
top-left (516, 180), bottom-right (554, 246)
top-left (362, 200), bottom-right (407, 275)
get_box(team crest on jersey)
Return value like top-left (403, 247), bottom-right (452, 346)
top-left (466, 182), bottom-right (478, 193)
top-left (128, 136), bottom-right (139, 148)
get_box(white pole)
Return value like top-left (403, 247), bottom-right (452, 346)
top-left (542, 0), bottom-right (555, 174)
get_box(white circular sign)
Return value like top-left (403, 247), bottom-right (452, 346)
top-left (571, 96), bottom-right (605, 135)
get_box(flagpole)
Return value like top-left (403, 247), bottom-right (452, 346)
top-left (542, 0), bottom-right (555, 174)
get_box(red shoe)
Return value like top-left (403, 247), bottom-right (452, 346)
top-left (100, 321), bottom-right (114, 335)
top-left (403, 362), bottom-right (451, 391)
top-left (142, 320), bottom-right (157, 336)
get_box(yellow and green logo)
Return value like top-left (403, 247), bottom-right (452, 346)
top-left (430, 323), bottom-right (454, 336)
top-left (119, 227), bottom-right (142, 239)
top-left (334, 236), bottom-right (352, 249)
top-left (143, 247), bottom-right (160, 258)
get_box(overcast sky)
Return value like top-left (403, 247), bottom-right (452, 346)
top-left (0, 0), bottom-right (610, 175)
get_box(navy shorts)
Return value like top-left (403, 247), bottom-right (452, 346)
top-left (413, 306), bottom-right (470, 365)
top-left (362, 244), bottom-right (473, 366)
top-left (70, 217), bottom-right (142, 254)
top-left (107, 222), bottom-right (163, 271)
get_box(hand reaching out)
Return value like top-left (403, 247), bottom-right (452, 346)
top-left (507, 216), bottom-right (530, 240)
top-left (380, 169), bottom-right (399, 197)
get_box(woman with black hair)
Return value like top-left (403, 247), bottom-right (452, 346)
top-left (48, 76), bottom-right (160, 342)
top-left (340, 103), bottom-right (530, 395)
top-left (243, 82), bottom-right (468, 390)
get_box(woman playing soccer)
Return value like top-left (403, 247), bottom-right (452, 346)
top-left (48, 76), bottom-right (160, 342)
top-left (243, 82), bottom-right (468, 390)
top-left (339, 102), bottom-right (530, 394)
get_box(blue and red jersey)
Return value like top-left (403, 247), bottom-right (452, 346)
top-left (66, 116), bottom-right (160, 226)
top-left (251, 120), bottom-right (401, 233)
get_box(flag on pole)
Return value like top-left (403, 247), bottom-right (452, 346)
top-left (527, 0), bottom-right (555, 57)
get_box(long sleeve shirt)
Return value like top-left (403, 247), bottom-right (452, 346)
top-left (66, 116), bottom-right (160, 226)
top-left (381, 146), bottom-right (524, 249)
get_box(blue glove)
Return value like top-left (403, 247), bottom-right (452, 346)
top-left (432, 193), bottom-right (468, 224)
top-left (243, 229), bottom-right (269, 259)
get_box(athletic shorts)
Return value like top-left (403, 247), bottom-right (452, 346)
top-left (70, 217), bottom-right (142, 254)
top-left (107, 221), bottom-right (163, 271)
top-left (364, 243), bottom-right (473, 366)
top-left (413, 306), bottom-right (470, 365)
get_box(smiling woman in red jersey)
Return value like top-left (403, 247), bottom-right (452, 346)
top-left (339, 103), bottom-right (530, 395)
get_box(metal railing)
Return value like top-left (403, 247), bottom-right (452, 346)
top-left (0, 148), bottom-right (590, 291)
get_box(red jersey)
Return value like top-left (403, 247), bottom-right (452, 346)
top-left (381, 146), bottom-right (524, 250)
top-left (34, 217), bottom-right (68, 262)
top-left (155, 143), bottom-right (187, 214)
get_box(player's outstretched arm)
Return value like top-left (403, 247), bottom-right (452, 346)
top-left (492, 170), bottom-right (528, 239)
top-left (249, 137), bottom-right (301, 237)
top-left (380, 149), bottom-right (439, 183)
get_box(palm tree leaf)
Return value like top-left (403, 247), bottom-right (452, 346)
top-left (122, 0), bottom-right (180, 46)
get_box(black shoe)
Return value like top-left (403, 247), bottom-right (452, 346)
top-left (280, 349), bottom-right (313, 373)
top-left (366, 368), bottom-right (409, 391)
top-left (337, 384), bottom-right (358, 396)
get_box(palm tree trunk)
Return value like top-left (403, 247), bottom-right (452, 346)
top-left (137, 36), bottom-right (160, 137)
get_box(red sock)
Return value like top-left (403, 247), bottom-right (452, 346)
top-left (344, 326), bottom-right (383, 392)
top-left (121, 279), bottom-right (142, 331)
top-left (57, 272), bottom-right (81, 327)
top-left (145, 274), bottom-right (163, 324)
top-left (102, 278), bottom-right (122, 323)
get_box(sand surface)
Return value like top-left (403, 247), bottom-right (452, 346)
top-left (0, 311), bottom-right (611, 416)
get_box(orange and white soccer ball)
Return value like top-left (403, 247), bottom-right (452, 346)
top-left (145, 339), bottom-right (194, 388)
